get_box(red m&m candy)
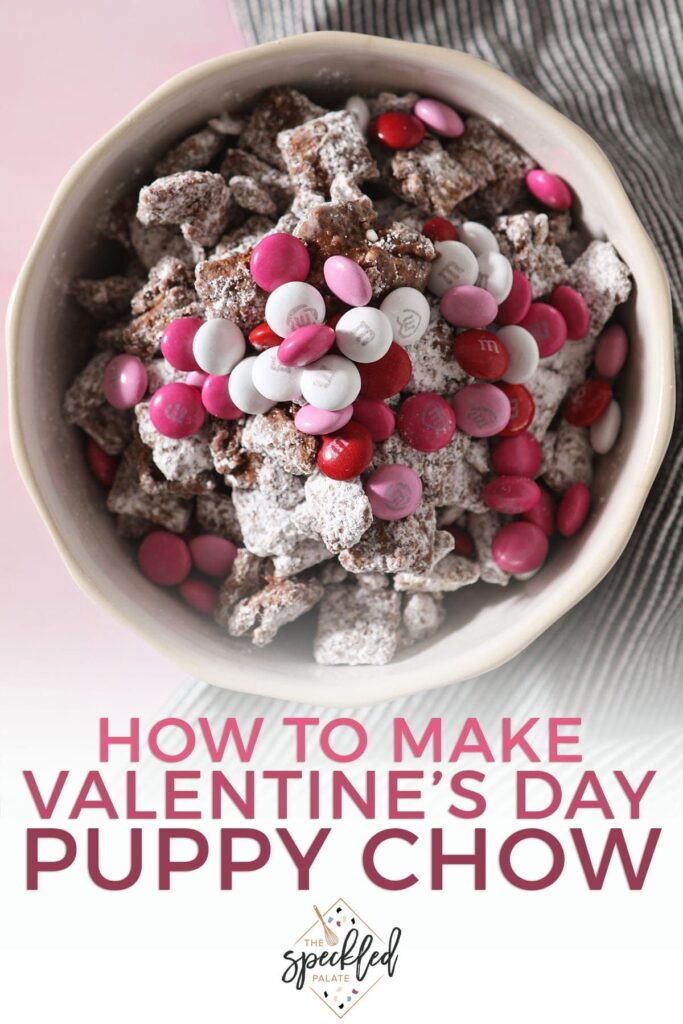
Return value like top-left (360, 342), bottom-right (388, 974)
top-left (519, 302), bottom-right (567, 357)
top-left (444, 524), bottom-right (475, 557)
top-left (483, 476), bottom-right (541, 514)
top-left (397, 393), bottom-right (456, 452)
top-left (138, 531), bottom-right (192, 586)
top-left (496, 270), bottom-right (533, 326)
top-left (317, 421), bottom-right (374, 481)
top-left (422, 217), bottom-right (458, 242)
top-left (564, 378), bottom-right (612, 427)
top-left (523, 484), bottom-right (556, 536)
top-left (550, 285), bottom-right (591, 341)
top-left (371, 111), bottom-right (425, 149)
top-left (453, 328), bottom-right (510, 380)
top-left (557, 482), bottom-right (591, 536)
top-left (357, 342), bottom-right (412, 400)
top-left (86, 439), bottom-right (118, 488)
top-left (496, 383), bottom-right (535, 437)
top-left (492, 432), bottom-right (542, 477)
top-left (249, 322), bottom-right (283, 349)
top-left (492, 521), bottom-right (549, 574)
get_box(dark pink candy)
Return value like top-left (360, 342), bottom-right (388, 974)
top-left (138, 531), bottom-right (192, 587)
top-left (557, 482), bottom-right (591, 537)
top-left (550, 285), bottom-right (591, 340)
top-left (189, 534), bottom-right (237, 577)
top-left (594, 324), bottom-right (628, 378)
top-left (86, 439), bottom-right (118, 488)
top-left (520, 303), bottom-right (568, 357)
top-left (161, 317), bottom-right (203, 371)
top-left (201, 375), bottom-right (243, 420)
top-left (249, 233), bottom-right (310, 292)
top-left (397, 393), bottom-right (456, 452)
top-left (351, 398), bottom-right (396, 442)
top-left (492, 432), bottom-right (542, 477)
top-left (179, 578), bottom-right (219, 615)
top-left (496, 270), bottom-right (533, 326)
top-left (492, 521), bottom-right (549, 574)
top-left (277, 324), bottom-right (336, 367)
top-left (526, 169), bottom-right (572, 211)
top-left (483, 475), bottom-right (541, 514)
top-left (149, 383), bottom-right (206, 438)
top-left (523, 485), bottom-right (556, 536)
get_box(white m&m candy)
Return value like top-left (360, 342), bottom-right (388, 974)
top-left (459, 221), bottom-right (500, 256)
top-left (228, 357), bottom-right (276, 415)
top-left (477, 251), bottom-right (513, 303)
top-left (590, 400), bottom-right (621, 454)
top-left (345, 94), bottom-right (371, 133)
top-left (300, 354), bottom-right (361, 411)
top-left (379, 287), bottom-right (431, 345)
top-left (427, 241), bottom-right (479, 297)
top-left (252, 347), bottom-right (303, 402)
top-left (192, 319), bottom-right (246, 375)
top-left (265, 281), bottom-right (326, 338)
top-left (497, 325), bottom-right (539, 384)
top-left (335, 307), bottom-right (393, 363)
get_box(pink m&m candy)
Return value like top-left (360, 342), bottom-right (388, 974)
top-left (526, 169), bottom-right (572, 211)
top-left (185, 371), bottom-right (209, 389)
top-left (397, 393), bottom-right (456, 452)
top-left (278, 324), bottom-right (336, 367)
top-left (149, 382), bottom-right (205, 438)
top-left (492, 521), bottom-right (549, 574)
top-left (323, 256), bottom-right (372, 307)
top-left (496, 270), bottom-right (533, 326)
top-left (523, 484), bottom-right (556, 536)
top-left (594, 324), bottom-right (628, 378)
top-left (249, 232), bottom-right (310, 292)
top-left (492, 432), bottom-right (542, 477)
top-left (351, 398), bottom-right (396, 442)
top-left (413, 97), bottom-right (464, 138)
top-left (102, 354), bottom-right (148, 410)
top-left (483, 476), bottom-right (541, 514)
top-left (189, 534), bottom-right (237, 577)
top-left (138, 531), bottom-right (192, 586)
top-left (557, 482), bottom-right (591, 537)
top-left (364, 464), bottom-right (423, 521)
top-left (452, 383), bottom-right (511, 437)
top-left (86, 438), bottom-right (118, 488)
top-left (440, 284), bottom-right (498, 328)
top-left (179, 578), bottom-right (219, 615)
top-left (550, 285), bottom-right (591, 340)
top-left (294, 403), bottom-right (354, 435)
top-left (201, 375), bottom-right (243, 420)
top-left (520, 302), bottom-right (568, 357)
top-left (161, 316), bottom-right (203, 371)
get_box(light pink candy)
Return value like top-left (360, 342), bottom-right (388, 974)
top-left (492, 432), bottom-right (542, 477)
top-left (323, 256), bottom-right (372, 306)
top-left (520, 303), bottom-right (567, 357)
top-left (484, 476), bottom-right (541, 514)
top-left (364, 464), bottom-right (423, 521)
top-left (201, 375), bottom-right (243, 420)
top-left (277, 324), bottom-right (336, 367)
top-left (492, 521), bottom-right (549, 574)
top-left (149, 382), bottom-right (205, 438)
top-left (440, 285), bottom-right (498, 328)
top-left (138, 531), bottom-right (192, 586)
top-left (557, 482), bottom-right (591, 537)
top-left (189, 534), bottom-right (237, 577)
top-left (102, 354), bottom-right (148, 410)
top-left (351, 398), bottom-right (396, 441)
top-left (451, 383), bottom-right (511, 437)
top-left (294, 403), bottom-right (354, 435)
top-left (249, 233), bottom-right (310, 292)
top-left (523, 485), bottom-right (556, 536)
top-left (526, 169), bottom-right (572, 211)
top-left (161, 316), bottom-right (203, 371)
top-left (413, 97), bottom-right (464, 138)
top-left (550, 285), bottom-right (591, 340)
top-left (594, 324), bottom-right (628, 378)
top-left (185, 370), bottom-right (209, 388)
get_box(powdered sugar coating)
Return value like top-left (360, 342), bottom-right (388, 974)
top-left (314, 583), bottom-right (402, 665)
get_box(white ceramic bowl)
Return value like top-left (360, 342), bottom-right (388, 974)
top-left (7, 33), bottom-right (675, 706)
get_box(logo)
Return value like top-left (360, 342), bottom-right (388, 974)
top-left (281, 897), bottom-right (401, 1017)
top-left (396, 308), bottom-right (422, 340)
top-left (287, 304), bottom-right (319, 330)
top-left (354, 321), bottom-right (376, 347)
top-left (383, 482), bottom-right (412, 513)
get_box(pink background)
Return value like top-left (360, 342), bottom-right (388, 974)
top-left (0, 1), bottom-right (246, 758)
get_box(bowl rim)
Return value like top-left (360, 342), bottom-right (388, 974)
top-left (5, 32), bottom-right (676, 707)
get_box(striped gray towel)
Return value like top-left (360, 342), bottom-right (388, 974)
top-left (175, 0), bottom-right (681, 740)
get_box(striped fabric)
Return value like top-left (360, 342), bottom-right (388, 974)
top-left (176, 0), bottom-right (681, 740)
